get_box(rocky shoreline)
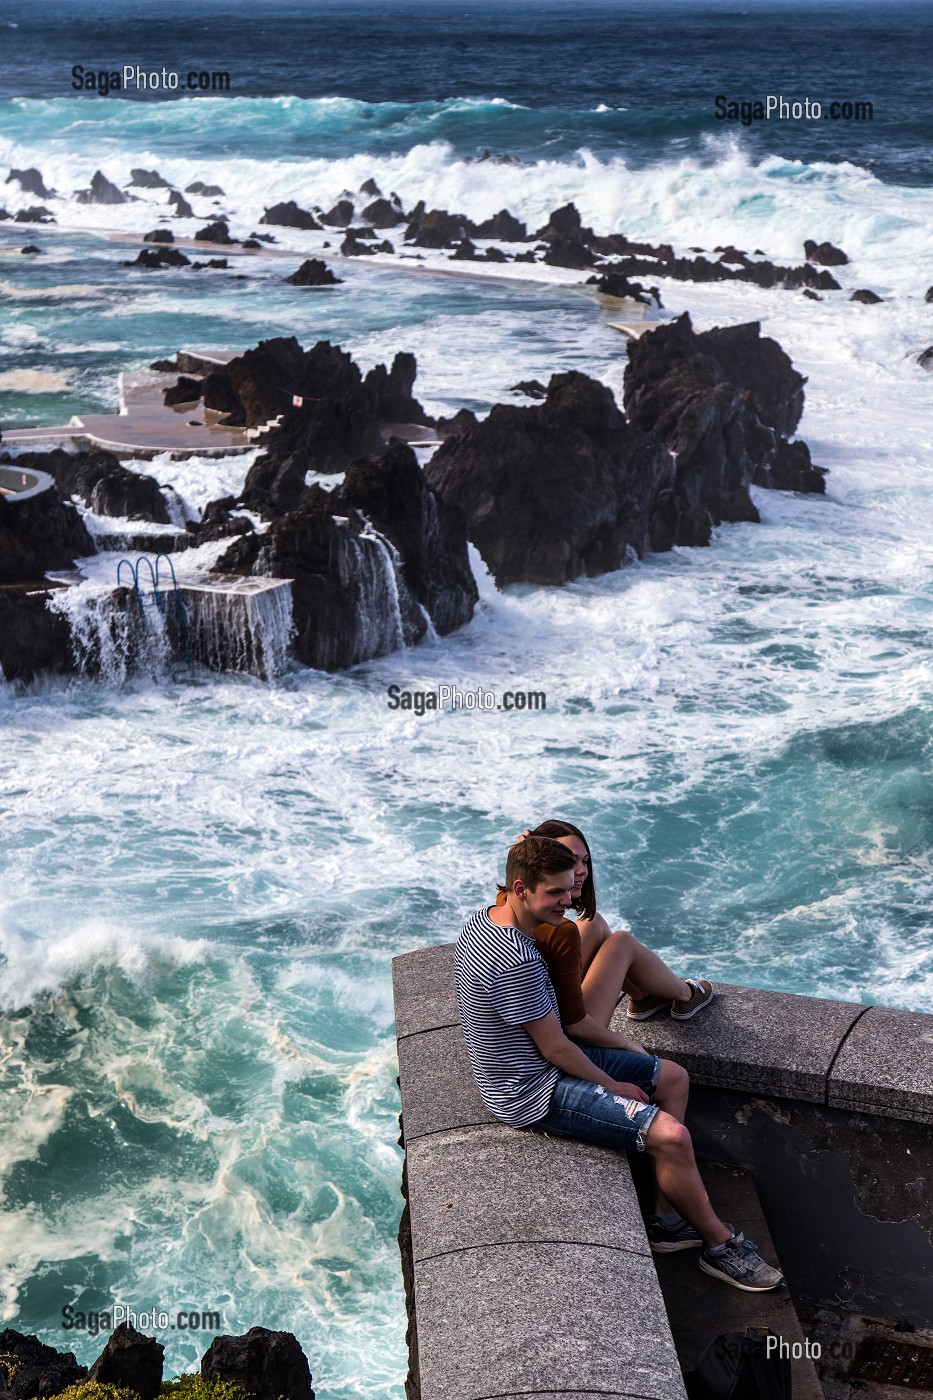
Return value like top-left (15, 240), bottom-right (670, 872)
top-left (1, 294), bottom-right (827, 682)
top-left (0, 1324), bottom-right (314, 1400)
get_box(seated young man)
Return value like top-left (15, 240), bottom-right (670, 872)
top-left (455, 835), bottom-right (783, 1292)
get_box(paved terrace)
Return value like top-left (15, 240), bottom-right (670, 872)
top-left (393, 944), bottom-right (933, 1400)
top-left (2, 350), bottom-right (443, 460)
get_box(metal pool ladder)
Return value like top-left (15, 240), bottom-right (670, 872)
top-left (116, 553), bottom-right (194, 679)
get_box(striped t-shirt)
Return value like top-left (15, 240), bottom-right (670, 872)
top-left (455, 906), bottom-right (560, 1127)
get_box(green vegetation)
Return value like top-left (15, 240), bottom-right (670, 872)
top-left (53, 1384), bottom-right (140, 1400)
top-left (160, 1377), bottom-right (248, 1400)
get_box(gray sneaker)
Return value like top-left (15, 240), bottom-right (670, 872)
top-left (698, 1235), bottom-right (784, 1291)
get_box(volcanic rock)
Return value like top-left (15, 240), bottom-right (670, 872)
top-left (0, 1329), bottom-right (86, 1398)
top-left (754, 438), bottom-right (827, 493)
top-left (260, 201), bottom-right (321, 230)
top-left (129, 168), bottom-right (170, 189)
top-left (509, 380), bottom-right (547, 398)
top-left (202, 368), bottom-right (244, 421)
top-left (484, 246), bottom-right (509, 262)
top-left (19, 245), bottom-right (42, 255)
top-left (802, 289), bottom-right (822, 301)
top-left (233, 340), bottom-right (431, 509)
top-left (917, 347), bottom-right (933, 372)
top-left (695, 320), bottom-right (805, 436)
top-left (186, 181), bottom-right (225, 196)
top-left (285, 258), bottom-right (342, 286)
top-left (535, 203), bottom-right (592, 242)
top-left (5, 168), bottom-right (52, 199)
top-left (168, 191), bottom-right (194, 217)
top-left (450, 237), bottom-right (477, 260)
top-left (14, 207), bottom-right (54, 223)
top-left (424, 371), bottom-right (675, 583)
top-left (195, 219), bottom-right (234, 243)
top-left (405, 207), bottom-right (477, 248)
top-left (360, 178), bottom-right (382, 198)
top-left (320, 199), bottom-right (355, 228)
top-left (474, 209), bottom-right (527, 241)
top-left (128, 246), bottom-right (191, 269)
top-left (623, 314), bottom-right (821, 539)
top-left (850, 288), bottom-right (884, 304)
top-left (87, 1325), bottom-right (163, 1400)
top-left (163, 375), bottom-right (203, 405)
top-left (143, 228), bottom-right (174, 243)
top-left (37, 446), bottom-right (172, 523)
top-left (76, 171), bottom-right (127, 205)
top-left (0, 589), bottom-right (76, 683)
top-left (0, 455), bottom-right (95, 582)
top-left (926, 287), bottom-right (933, 303)
top-left (543, 237), bottom-right (596, 269)
top-left (589, 270), bottom-right (661, 304)
top-left (189, 497), bottom-right (255, 545)
top-left (804, 238), bottom-right (849, 266)
top-left (222, 444), bottom-right (476, 670)
top-left (361, 198), bottom-right (403, 227)
top-left (201, 1328), bottom-right (313, 1400)
top-left (341, 233), bottom-right (376, 256)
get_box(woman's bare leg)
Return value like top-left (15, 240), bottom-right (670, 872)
top-left (582, 929), bottom-right (692, 1027)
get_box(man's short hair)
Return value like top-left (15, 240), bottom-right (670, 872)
top-left (503, 835), bottom-right (576, 893)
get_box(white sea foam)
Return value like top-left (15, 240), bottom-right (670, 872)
top-left (0, 366), bottom-right (71, 392)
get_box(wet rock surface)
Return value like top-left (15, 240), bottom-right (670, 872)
top-left (425, 314), bottom-right (822, 583)
top-left (201, 1327), bottom-right (314, 1400)
top-left (87, 1323), bottom-right (163, 1400)
top-left (260, 200), bottom-right (321, 230)
top-left (0, 453), bottom-right (95, 581)
top-left (425, 370), bottom-right (675, 584)
top-left (285, 258), bottom-right (342, 286)
top-left (0, 1329), bottom-right (86, 1399)
top-left (20, 446), bottom-right (172, 524)
top-left (220, 441), bottom-right (476, 671)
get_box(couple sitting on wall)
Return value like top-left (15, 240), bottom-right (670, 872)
top-left (455, 818), bottom-right (783, 1292)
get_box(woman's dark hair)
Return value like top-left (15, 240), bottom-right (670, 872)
top-left (531, 819), bottom-right (596, 920)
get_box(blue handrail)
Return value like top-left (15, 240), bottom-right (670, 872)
top-left (115, 554), bottom-right (194, 678)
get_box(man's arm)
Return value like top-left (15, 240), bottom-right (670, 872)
top-left (524, 1010), bottom-right (649, 1103)
top-left (562, 1011), bottom-right (647, 1054)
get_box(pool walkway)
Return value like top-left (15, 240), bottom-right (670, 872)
top-left (3, 348), bottom-right (443, 460)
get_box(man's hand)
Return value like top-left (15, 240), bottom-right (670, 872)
top-left (511, 828), bottom-right (533, 845)
top-left (610, 1081), bottom-right (650, 1104)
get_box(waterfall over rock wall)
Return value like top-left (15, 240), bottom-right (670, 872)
top-left (46, 575), bottom-right (294, 683)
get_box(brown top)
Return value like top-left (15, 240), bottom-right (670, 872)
top-left (494, 890), bottom-right (586, 1025)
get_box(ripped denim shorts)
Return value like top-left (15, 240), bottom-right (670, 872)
top-left (525, 1045), bottom-right (661, 1153)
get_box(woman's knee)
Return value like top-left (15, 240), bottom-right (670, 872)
top-left (605, 928), bottom-right (638, 959)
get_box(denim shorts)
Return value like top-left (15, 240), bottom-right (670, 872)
top-left (525, 1045), bottom-right (661, 1153)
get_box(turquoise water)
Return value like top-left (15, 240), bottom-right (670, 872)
top-left (2, 4), bottom-right (933, 1395)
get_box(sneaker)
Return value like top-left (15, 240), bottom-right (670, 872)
top-left (671, 979), bottom-right (714, 1020)
top-left (698, 1235), bottom-right (784, 1292)
top-left (626, 993), bottom-right (671, 1020)
top-left (647, 1215), bottom-right (704, 1253)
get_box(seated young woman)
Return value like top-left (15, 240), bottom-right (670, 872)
top-left (495, 818), bottom-right (713, 1035)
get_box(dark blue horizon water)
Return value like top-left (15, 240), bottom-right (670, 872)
top-left (0, 0), bottom-right (930, 184)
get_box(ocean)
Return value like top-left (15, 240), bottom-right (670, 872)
top-left (1, 1), bottom-right (932, 1395)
